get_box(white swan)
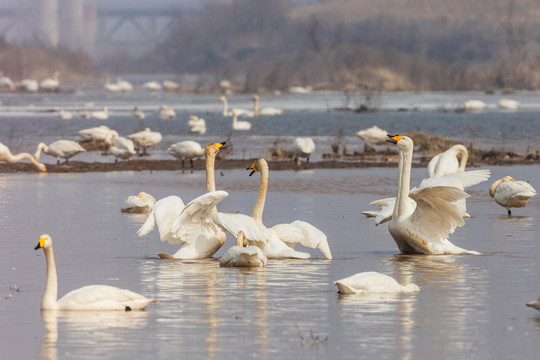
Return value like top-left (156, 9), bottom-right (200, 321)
top-left (188, 116), bottom-right (206, 134)
top-left (132, 107), bottom-right (145, 119)
top-left (141, 81), bottom-right (162, 91)
top-left (427, 144), bottom-right (468, 178)
top-left (0, 71), bottom-right (14, 90)
top-left (361, 197), bottom-right (398, 226)
top-left (219, 230), bottom-right (267, 267)
top-left (91, 107), bottom-right (109, 120)
top-left (40, 71), bottom-right (60, 91)
top-left (497, 98), bottom-right (519, 110)
top-left (138, 142), bottom-right (229, 259)
top-left (104, 75), bottom-right (122, 92)
top-left (292, 137), bottom-right (315, 165)
top-left (116, 78), bottom-right (133, 92)
top-left (158, 105), bottom-right (176, 119)
top-left (334, 272), bottom-right (420, 294)
top-left (121, 192), bottom-right (156, 214)
top-left (387, 134), bottom-right (490, 255)
top-left (58, 110), bottom-right (73, 120)
top-left (489, 176), bottom-right (536, 215)
top-left (232, 110), bottom-right (252, 130)
top-left (214, 158), bottom-right (331, 259)
top-left (0, 142), bottom-right (46, 171)
top-left (34, 140), bottom-right (86, 164)
top-left (289, 86), bottom-right (312, 94)
top-left (105, 131), bottom-right (135, 162)
top-left (463, 99), bottom-right (486, 111)
top-left (219, 96), bottom-right (254, 117)
top-left (18, 78), bottom-right (39, 92)
top-left (162, 80), bottom-right (179, 91)
top-left (168, 140), bottom-right (204, 169)
top-left (78, 110), bottom-right (91, 119)
top-left (128, 128), bottom-right (162, 155)
top-left (526, 296), bottom-right (540, 311)
top-left (78, 125), bottom-right (113, 141)
top-left (356, 125), bottom-right (389, 145)
top-left (252, 95), bottom-right (283, 117)
top-left (35, 234), bottom-right (157, 311)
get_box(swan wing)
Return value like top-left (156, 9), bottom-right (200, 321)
top-left (418, 169), bottom-right (490, 190)
top-left (213, 212), bottom-right (269, 244)
top-left (271, 220), bottom-right (332, 259)
top-left (169, 190), bottom-right (228, 244)
top-left (57, 285), bottom-right (157, 311)
top-left (137, 196), bottom-right (185, 242)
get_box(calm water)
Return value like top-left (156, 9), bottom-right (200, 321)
top-left (1, 90), bottom-right (540, 359)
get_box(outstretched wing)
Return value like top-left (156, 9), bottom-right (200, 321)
top-left (271, 220), bottom-right (332, 259)
top-left (417, 169), bottom-right (490, 191)
top-left (169, 190), bottom-right (228, 245)
top-left (137, 196), bottom-right (184, 242)
top-left (213, 212), bottom-right (269, 245)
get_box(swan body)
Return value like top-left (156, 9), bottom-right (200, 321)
top-left (79, 110), bottom-right (91, 119)
top-left (18, 79), bottom-right (39, 92)
top-left (464, 99), bottom-right (486, 111)
top-left (497, 98), bottom-right (519, 110)
top-left (289, 86), bottom-right (312, 94)
top-left (356, 125), bottom-right (388, 144)
top-left (489, 176), bottom-right (536, 215)
top-left (0, 72), bottom-right (14, 89)
top-left (271, 220), bottom-right (332, 259)
top-left (387, 135), bottom-right (489, 255)
top-left (117, 79), bottom-right (133, 92)
top-left (58, 110), bottom-right (73, 120)
top-left (219, 231), bottom-right (267, 267)
top-left (40, 71), bottom-right (60, 91)
top-left (427, 144), bottom-right (468, 178)
top-left (292, 137), bottom-right (315, 165)
top-left (91, 107), bottom-right (109, 120)
top-left (334, 272), bottom-right (420, 294)
top-left (162, 80), bottom-right (179, 91)
top-left (34, 140), bottom-right (86, 164)
top-left (168, 140), bottom-right (204, 169)
top-left (158, 105), bottom-right (176, 119)
top-left (128, 128), bottom-right (162, 155)
top-left (35, 234), bottom-right (157, 311)
top-left (121, 192), bottom-right (156, 214)
top-left (0, 142), bottom-right (46, 171)
top-left (252, 95), bottom-right (283, 117)
top-left (132, 107), bottom-right (145, 119)
top-left (188, 116), bottom-right (207, 134)
top-left (107, 134), bottom-right (136, 161)
top-left (78, 125), bottom-right (113, 141)
top-left (526, 296), bottom-right (540, 311)
top-left (231, 110), bottom-right (252, 130)
top-left (138, 142), bottom-right (229, 259)
top-left (141, 81), bottom-right (162, 91)
top-left (219, 96), bottom-right (253, 117)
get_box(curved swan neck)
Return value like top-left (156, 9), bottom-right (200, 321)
top-left (42, 246), bottom-right (58, 310)
top-left (251, 159), bottom-right (269, 223)
top-left (253, 98), bottom-right (260, 117)
top-left (221, 97), bottom-right (228, 116)
top-left (10, 152), bottom-right (45, 171)
top-left (453, 145), bottom-right (468, 172)
top-left (394, 143), bottom-right (413, 220)
top-left (34, 143), bottom-right (48, 160)
top-left (489, 177), bottom-right (508, 197)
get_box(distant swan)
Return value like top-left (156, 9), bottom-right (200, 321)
top-left (132, 107), bottom-right (145, 119)
top-left (35, 234), bottom-right (157, 311)
top-left (292, 137), bottom-right (315, 165)
top-left (40, 71), bottom-right (61, 92)
top-left (34, 140), bottom-right (86, 164)
top-left (121, 192), bottom-right (156, 214)
top-left (158, 105), bottom-right (176, 119)
top-left (232, 110), bottom-right (252, 130)
top-left (58, 110), bottom-right (73, 120)
top-left (0, 142), bottom-right (46, 171)
top-left (91, 107), bottom-right (109, 120)
top-left (252, 95), bottom-right (283, 117)
top-left (18, 78), bottom-right (39, 92)
top-left (427, 144), bottom-right (468, 178)
top-left (356, 125), bottom-right (389, 145)
top-left (0, 71), bottom-right (14, 90)
top-left (489, 176), bottom-right (536, 215)
top-left (219, 96), bottom-right (254, 117)
top-left (105, 131), bottom-right (135, 162)
top-left (463, 99), bottom-right (486, 111)
top-left (334, 272), bottom-right (420, 294)
top-left (219, 230), bottom-right (267, 267)
top-left (128, 128), bottom-right (162, 155)
top-left (141, 81), bottom-right (162, 91)
top-left (78, 125), bottom-right (113, 141)
top-left (168, 140), bottom-right (204, 169)
top-left (387, 134), bottom-right (490, 255)
top-left (497, 98), bottom-right (519, 110)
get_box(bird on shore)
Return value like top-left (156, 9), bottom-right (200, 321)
top-left (356, 125), bottom-right (388, 145)
top-left (34, 140), bottom-right (86, 164)
top-left (40, 71), bottom-right (61, 92)
top-left (132, 107), bottom-right (145, 119)
top-left (489, 176), bottom-right (536, 215)
top-left (497, 98), bottom-right (519, 110)
top-left (292, 137), bottom-right (315, 166)
top-left (128, 128), bottom-right (162, 156)
top-left (104, 131), bottom-right (135, 162)
top-left (168, 140), bottom-right (204, 170)
top-left (0, 142), bottom-right (46, 171)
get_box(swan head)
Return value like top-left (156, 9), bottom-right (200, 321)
top-left (386, 134), bottom-right (413, 151)
top-left (252, 95), bottom-right (260, 102)
top-left (247, 158), bottom-right (267, 176)
top-left (137, 192), bottom-right (156, 203)
top-left (218, 96), bottom-right (225, 102)
top-left (205, 142), bottom-right (226, 157)
top-left (34, 234), bottom-right (52, 250)
top-left (489, 176), bottom-right (515, 197)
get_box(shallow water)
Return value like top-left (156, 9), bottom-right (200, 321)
top-left (1, 164), bottom-right (540, 359)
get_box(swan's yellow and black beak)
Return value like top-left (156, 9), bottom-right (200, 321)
top-left (247, 161), bottom-right (257, 176)
top-left (34, 237), bottom-right (46, 250)
top-left (386, 134), bottom-right (403, 144)
top-left (214, 142), bottom-right (226, 150)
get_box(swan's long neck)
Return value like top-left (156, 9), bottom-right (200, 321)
top-left (205, 150), bottom-right (216, 193)
top-left (454, 145), bottom-right (468, 172)
top-left (489, 178), bottom-right (506, 197)
top-left (9, 152), bottom-right (45, 171)
top-left (222, 98), bottom-right (228, 116)
top-left (253, 99), bottom-right (260, 118)
top-left (34, 143), bottom-right (48, 160)
top-left (251, 160), bottom-right (268, 224)
top-left (393, 145), bottom-right (412, 221)
top-left (232, 112), bottom-right (238, 126)
top-left (42, 247), bottom-right (58, 310)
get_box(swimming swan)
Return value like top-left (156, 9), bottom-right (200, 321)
top-left (78, 125), bottom-right (113, 141)
top-left (91, 107), bottom-right (109, 120)
top-left (35, 234), bottom-right (157, 311)
top-left (0, 142), bottom-right (46, 171)
top-left (427, 144), bottom-right (468, 178)
top-left (252, 95), bottom-right (283, 117)
top-left (104, 131), bottom-right (135, 161)
top-left (386, 134), bottom-right (490, 255)
top-left (34, 140), bottom-right (86, 164)
top-left (219, 96), bottom-right (254, 117)
top-left (121, 192), bottom-right (156, 214)
top-left (334, 271), bottom-right (420, 294)
top-left (219, 230), bottom-right (267, 267)
top-left (489, 176), bottom-right (536, 215)
top-left (231, 110), bottom-right (252, 130)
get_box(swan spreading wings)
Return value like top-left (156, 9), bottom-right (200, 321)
top-left (386, 135), bottom-right (490, 255)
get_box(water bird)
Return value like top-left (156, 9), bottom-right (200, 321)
top-left (17, 78), bottom-right (39, 92)
top-left (121, 192), bottom-right (156, 214)
top-left (40, 71), bottom-right (61, 92)
top-left (0, 142), bottom-right (46, 171)
top-left (34, 140), bottom-right (86, 164)
top-left (141, 81), bottom-right (162, 91)
top-left (252, 95), bottom-right (283, 117)
top-left (356, 125), bottom-right (388, 145)
top-left (489, 176), bottom-right (536, 215)
top-left (128, 128), bottom-right (162, 155)
top-left (158, 105), bottom-right (176, 119)
top-left (334, 272), bottom-right (420, 294)
top-left (0, 71), bottom-right (14, 90)
top-left (463, 99), bottom-right (486, 111)
top-left (188, 115), bottom-right (206, 134)
top-left (427, 144), bottom-right (468, 178)
top-left (35, 234), bottom-right (157, 311)
top-left (219, 230), bottom-right (267, 267)
top-left (219, 96), bottom-right (254, 117)
top-left (168, 140), bottom-right (204, 170)
top-left (105, 131), bottom-right (135, 162)
top-left (91, 107), bottom-right (109, 120)
top-left (292, 137), bottom-right (315, 165)
top-left (231, 110), bottom-right (252, 130)
top-left (132, 107), bottom-right (145, 119)
top-left (497, 98), bottom-right (519, 110)
top-left (78, 125), bottom-right (114, 141)
top-left (386, 134), bottom-right (489, 254)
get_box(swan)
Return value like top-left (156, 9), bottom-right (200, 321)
top-left (104, 75), bottom-right (122, 92)
top-left (214, 158), bottom-right (331, 259)
top-left (138, 142), bottom-right (229, 259)
top-left (34, 140), bottom-right (86, 164)
top-left (121, 192), bottom-right (156, 214)
top-left (128, 128), bottom-right (162, 155)
top-left (489, 176), bottom-right (536, 215)
top-left (0, 71), bottom-right (14, 89)
top-left (289, 86), bottom-right (312, 94)
top-left (162, 80), bottom-right (179, 91)
top-left (386, 134), bottom-right (490, 255)
top-left (78, 110), bottom-right (91, 119)
top-left (158, 105), bottom-right (176, 119)
top-left (116, 78), bottom-right (133, 92)
top-left (497, 98), bottom-right (519, 110)
top-left (361, 197), bottom-right (398, 226)
top-left (356, 125), bottom-right (389, 145)
top-left (334, 272), bottom-right (420, 294)
top-left (219, 96), bottom-right (254, 117)
top-left (219, 230), bottom-right (267, 267)
top-left (427, 144), bottom-right (468, 178)
top-left (78, 125), bottom-right (113, 141)
top-left (252, 95), bottom-right (283, 117)
top-left (168, 140), bottom-right (204, 169)
top-left (526, 296), bottom-right (540, 311)
top-left (18, 78), bottom-right (39, 92)
top-left (141, 81), bottom-right (162, 91)
top-left (91, 107), bottom-right (109, 120)
top-left (463, 99), bottom-right (486, 111)
top-left (292, 137), bottom-right (315, 165)
top-left (35, 234), bottom-right (157, 311)
top-left (188, 116), bottom-right (206, 134)
top-left (132, 107), bottom-right (145, 119)
top-left (231, 110), bottom-right (252, 130)
top-left (105, 131), bottom-right (135, 162)
top-left (58, 110), bottom-right (73, 120)
top-left (40, 71), bottom-right (60, 91)
top-left (0, 142), bottom-right (46, 171)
